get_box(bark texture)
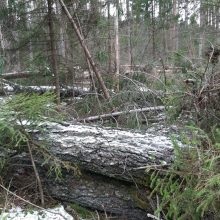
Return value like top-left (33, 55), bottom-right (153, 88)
top-left (38, 122), bottom-right (177, 184)
top-left (9, 121), bottom-right (180, 219)
top-left (46, 171), bottom-right (152, 220)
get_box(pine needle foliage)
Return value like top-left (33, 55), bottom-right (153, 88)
top-left (0, 93), bottom-right (54, 150)
top-left (150, 127), bottom-right (220, 220)
top-left (0, 93), bottom-right (77, 177)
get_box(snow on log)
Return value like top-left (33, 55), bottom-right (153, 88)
top-left (0, 79), bottom-right (89, 97)
top-left (8, 122), bottom-right (180, 219)
top-left (38, 122), bottom-right (179, 184)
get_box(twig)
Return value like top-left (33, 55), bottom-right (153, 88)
top-left (27, 140), bottom-right (45, 207)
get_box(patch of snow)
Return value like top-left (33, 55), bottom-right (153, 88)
top-left (0, 206), bottom-right (74, 220)
top-left (138, 86), bottom-right (150, 92)
top-left (0, 97), bottom-right (6, 104)
top-left (47, 122), bottom-right (178, 155)
top-left (3, 84), bottom-right (14, 92)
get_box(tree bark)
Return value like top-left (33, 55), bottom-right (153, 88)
top-left (8, 156), bottom-right (152, 220)
top-left (171, 0), bottom-right (178, 52)
top-left (199, 1), bottom-right (206, 58)
top-left (107, 1), bottom-right (112, 75)
top-left (36, 121), bottom-right (176, 184)
top-left (151, 0), bottom-right (156, 59)
top-left (46, 171), bottom-right (152, 220)
top-left (114, 0), bottom-right (120, 92)
top-left (8, 120), bottom-right (180, 219)
top-left (126, 0), bottom-right (132, 70)
top-left (47, 0), bottom-right (61, 105)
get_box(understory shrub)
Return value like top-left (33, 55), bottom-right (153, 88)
top-left (150, 126), bottom-right (220, 220)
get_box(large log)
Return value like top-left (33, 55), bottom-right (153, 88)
top-left (38, 122), bottom-right (178, 184)
top-left (8, 121), bottom-right (179, 219)
top-left (8, 157), bottom-right (152, 220)
top-left (46, 171), bottom-right (152, 220)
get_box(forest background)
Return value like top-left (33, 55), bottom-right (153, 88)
top-left (0, 0), bottom-right (220, 220)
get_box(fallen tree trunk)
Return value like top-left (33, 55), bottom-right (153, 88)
top-left (0, 79), bottom-right (89, 97)
top-left (46, 171), bottom-right (152, 220)
top-left (8, 157), bottom-right (152, 220)
top-left (78, 106), bottom-right (167, 122)
top-left (37, 121), bottom-right (177, 184)
top-left (8, 121), bottom-right (180, 219)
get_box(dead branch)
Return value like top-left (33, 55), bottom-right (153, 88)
top-left (78, 106), bottom-right (167, 122)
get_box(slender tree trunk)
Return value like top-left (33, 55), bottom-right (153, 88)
top-left (58, 0), bottom-right (111, 100)
top-left (115, 0), bottom-right (120, 92)
top-left (107, 1), bottom-right (112, 74)
top-left (26, 0), bottom-right (33, 61)
top-left (212, 4), bottom-right (216, 28)
top-left (215, 4), bottom-right (220, 30)
top-left (74, 13), bottom-right (95, 91)
top-left (55, 0), bottom-right (66, 59)
top-left (159, 1), bottom-right (167, 53)
top-left (151, 0), bottom-right (156, 58)
top-left (126, 0), bottom-right (132, 71)
top-left (171, 0), bottom-right (178, 52)
top-left (199, 1), bottom-right (205, 58)
top-left (0, 25), bottom-right (4, 54)
top-left (47, 0), bottom-right (61, 105)
top-left (27, 141), bottom-right (45, 207)
top-left (185, 0), bottom-right (189, 25)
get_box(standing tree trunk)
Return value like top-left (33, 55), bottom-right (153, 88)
top-left (107, 1), bottom-right (112, 74)
top-left (185, 0), bottom-right (189, 25)
top-left (47, 0), bottom-right (61, 105)
top-left (151, 0), bottom-right (156, 59)
top-left (126, 0), bottom-right (132, 71)
top-left (171, 0), bottom-right (178, 52)
top-left (26, 0), bottom-right (34, 61)
top-left (74, 13), bottom-right (95, 92)
top-left (159, 1), bottom-right (168, 53)
top-left (114, 0), bottom-right (120, 92)
top-left (215, 4), bottom-right (220, 30)
top-left (55, 0), bottom-right (66, 59)
top-left (199, 1), bottom-right (205, 58)
top-left (58, 0), bottom-right (111, 100)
